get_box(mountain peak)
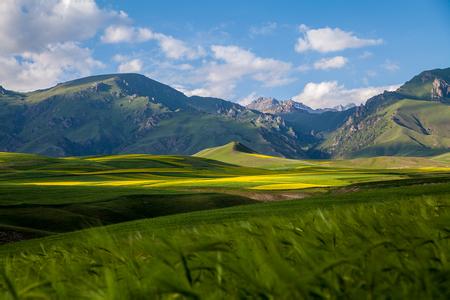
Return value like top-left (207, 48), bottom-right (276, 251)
top-left (246, 97), bottom-right (314, 114)
top-left (57, 73), bottom-right (146, 87)
top-left (30, 73), bottom-right (190, 111)
top-left (247, 97), bottom-right (281, 111)
top-left (397, 67), bottom-right (450, 102)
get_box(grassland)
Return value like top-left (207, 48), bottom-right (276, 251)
top-left (1, 150), bottom-right (449, 238)
top-left (1, 149), bottom-right (450, 298)
top-left (1, 181), bottom-right (449, 299)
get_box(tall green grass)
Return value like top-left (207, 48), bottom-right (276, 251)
top-left (1, 192), bottom-right (449, 299)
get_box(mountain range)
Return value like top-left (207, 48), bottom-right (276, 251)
top-left (0, 67), bottom-right (449, 158)
top-left (246, 97), bottom-right (356, 114)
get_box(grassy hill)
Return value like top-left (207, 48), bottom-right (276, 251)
top-left (0, 151), bottom-right (264, 241)
top-left (194, 141), bottom-right (309, 169)
top-left (1, 179), bottom-right (449, 298)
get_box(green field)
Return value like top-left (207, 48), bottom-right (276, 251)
top-left (1, 149), bottom-right (449, 238)
top-left (1, 148), bottom-right (450, 298)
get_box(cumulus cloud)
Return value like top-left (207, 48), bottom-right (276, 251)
top-left (293, 81), bottom-right (400, 109)
top-left (185, 45), bottom-right (294, 98)
top-left (0, 1), bottom-right (203, 91)
top-left (0, 0), bottom-right (126, 91)
top-left (295, 25), bottom-right (383, 53)
top-left (117, 59), bottom-right (143, 73)
top-left (102, 25), bottom-right (205, 60)
top-left (0, 42), bottom-right (104, 91)
top-left (313, 56), bottom-right (348, 70)
top-left (0, 0), bottom-right (124, 55)
top-left (101, 26), bottom-right (152, 43)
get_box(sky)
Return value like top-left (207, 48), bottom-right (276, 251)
top-left (0, 0), bottom-right (449, 108)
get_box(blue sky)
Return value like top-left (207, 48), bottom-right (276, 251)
top-left (0, 0), bottom-right (449, 108)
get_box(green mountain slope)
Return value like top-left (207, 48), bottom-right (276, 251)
top-left (245, 97), bottom-right (356, 156)
top-left (322, 68), bottom-right (450, 158)
top-left (1, 68), bottom-right (449, 159)
top-left (0, 74), bottom-right (306, 158)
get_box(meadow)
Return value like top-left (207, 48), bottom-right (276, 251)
top-left (1, 150), bottom-right (448, 238)
top-left (0, 150), bottom-right (450, 298)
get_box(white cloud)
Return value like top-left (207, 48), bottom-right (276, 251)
top-left (102, 25), bottom-right (205, 60)
top-left (186, 45), bottom-right (294, 98)
top-left (179, 82), bottom-right (238, 99)
top-left (117, 59), bottom-right (143, 73)
top-left (295, 25), bottom-right (383, 53)
top-left (293, 81), bottom-right (400, 109)
top-left (0, 0), bottom-right (124, 55)
top-left (101, 26), bottom-right (152, 43)
top-left (210, 45), bottom-right (293, 86)
top-left (313, 56), bottom-right (348, 70)
top-left (0, 42), bottom-right (104, 91)
top-left (155, 34), bottom-right (205, 60)
top-left (0, 0), bottom-right (127, 91)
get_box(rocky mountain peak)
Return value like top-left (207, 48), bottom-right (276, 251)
top-left (246, 97), bottom-right (281, 111)
top-left (431, 78), bottom-right (450, 101)
top-left (247, 97), bottom-right (314, 114)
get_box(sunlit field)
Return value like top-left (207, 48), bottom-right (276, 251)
top-left (1, 151), bottom-right (450, 298)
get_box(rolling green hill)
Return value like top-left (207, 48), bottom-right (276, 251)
top-left (194, 141), bottom-right (309, 169)
top-left (0, 151), bottom-right (264, 241)
top-left (322, 68), bottom-right (450, 158)
top-left (3, 147), bottom-right (449, 243)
